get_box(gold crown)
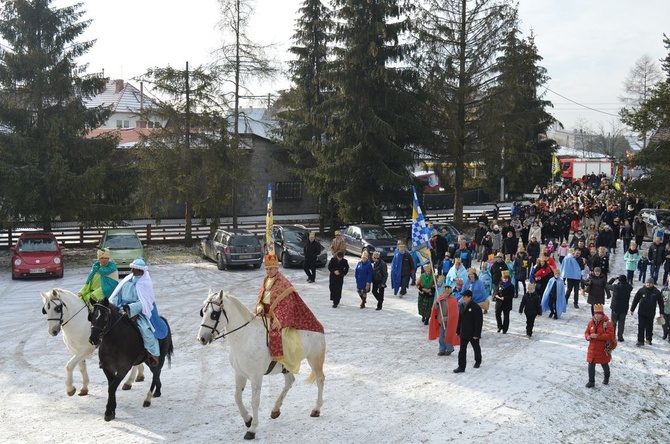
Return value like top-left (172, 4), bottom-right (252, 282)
top-left (264, 254), bottom-right (279, 268)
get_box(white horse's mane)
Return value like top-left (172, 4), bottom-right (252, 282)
top-left (46, 288), bottom-right (77, 301)
top-left (205, 289), bottom-right (252, 315)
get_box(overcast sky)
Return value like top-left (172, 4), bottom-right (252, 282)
top-left (51, 0), bottom-right (670, 131)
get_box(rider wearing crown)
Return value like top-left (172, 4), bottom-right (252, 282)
top-left (255, 254), bottom-right (324, 373)
top-left (78, 248), bottom-right (119, 305)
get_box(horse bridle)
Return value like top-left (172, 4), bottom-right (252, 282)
top-left (200, 299), bottom-right (253, 341)
top-left (90, 303), bottom-right (124, 340)
top-left (42, 298), bottom-right (88, 327)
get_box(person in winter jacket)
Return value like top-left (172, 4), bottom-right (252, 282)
top-left (355, 251), bottom-right (373, 309)
top-left (513, 246), bottom-right (530, 297)
top-left (633, 216), bottom-right (647, 249)
top-left (585, 267), bottom-right (611, 316)
top-left (624, 242), bottom-right (641, 283)
top-left (519, 282), bottom-right (542, 337)
top-left (661, 277), bottom-right (670, 342)
top-left (493, 271), bottom-right (515, 334)
top-left (501, 230), bottom-right (519, 259)
top-left (491, 225), bottom-right (503, 255)
top-left (328, 251), bottom-right (349, 308)
top-left (417, 264), bottom-right (436, 325)
top-left (561, 249), bottom-right (584, 308)
top-left (463, 268), bottom-right (488, 312)
top-left (430, 286), bottom-right (460, 356)
top-left (662, 242), bottom-right (670, 285)
top-left (638, 251), bottom-right (650, 283)
top-left (584, 304), bottom-right (614, 388)
top-left (371, 251), bottom-right (388, 311)
top-left (533, 256), bottom-right (553, 296)
top-left (490, 252), bottom-right (508, 291)
top-left (596, 225), bottom-right (615, 254)
top-left (529, 221), bottom-right (543, 245)
top-left (541, 268), bottom-right (566, 319)
top-left (606, 274), bottom-right (633, 342)
top-left (453, 290), bottom-right (483, 373)
top-left (630, 279), bottom-right (665, 346)
top-left (648, 237), bottom-right (666, 284)
top-left (391, 242), bottom-right (414, 296)
top-left (591, 247), bottom-right (610, 281)
top-left (620, 220), bottom-right (634, 253)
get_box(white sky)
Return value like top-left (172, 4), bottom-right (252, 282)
top-left (46, 0), bottom-right (670, 130)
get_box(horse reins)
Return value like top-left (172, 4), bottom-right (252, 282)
top-left (200, 300), bottom-right (255, 341)
top-left (90, 303), bottom-right (126, 340)
top-left (44, 298), bottom-right (89, 327)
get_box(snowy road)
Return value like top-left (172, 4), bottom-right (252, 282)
top-left (1, 252), bottom-right (669, 443)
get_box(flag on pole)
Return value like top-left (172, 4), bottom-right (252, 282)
top-left (265, 184), bottom-right (274, 255)
top-left (552, 155), bottom-right (561, 175)
top-left (411, 186), bottom-right (432, 265)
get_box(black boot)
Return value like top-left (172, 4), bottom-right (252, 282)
top-left (603, 375), bottom-right (610, 385)
top-left (585, 381), bottom-right (595, 388)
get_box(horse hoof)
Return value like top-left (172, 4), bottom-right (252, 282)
top-left (143, 401), bottom-right (151, 408)
top-left (67, 388), bottom-right (76, 397)
top-left (310, 410), bottom-right (320, 417)
top-left (153, 391), bottom-right (162, 398)
top-left (244, 431), bottom-right (255, 440)
top-left (78, 389), bottom-right (88, 396)
top-left (270, 410), bottom-right (280, 419)
top-left (104, 412), bottom-right (115, 422)
top-left (136, 375), bottom-right (145, 382)
top-left (122, 384), bottom-right (132, 391)
top-left (245, 417), bottom-right (253, 428)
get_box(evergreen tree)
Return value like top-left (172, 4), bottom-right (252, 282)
top-left (483, 27), bottom-right (556, 195)
top-left (313, 0), bottom-right (428, 224)
top-left (275, 0), bottom-right (336, 229)
top-left (413, 0), bottom-right (517, 227)
top-left (134, 64), bottom-right (237, 245)
top-left (620, 35), bottom-right (670, 201)
top-left (0, 0), bottom-right (132, 230)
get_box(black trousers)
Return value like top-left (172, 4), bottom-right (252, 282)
top-left (371, 282), bottom-right (385, 308)
top-left (610, 310), bottom-right (627, 339)
top-left (495, 306), bottom-right (510, 333)
top-left (458, 337), bottom-right (481, 370)
top-left (525, 314), bottom-right (537, 336)
top-left (588, 362), bottom-right (610, 382)
top-left (304, 261), bottom-right (316, 281)
top-left (566, 278), bottom-right (580, 304)
top-left (637, 314), bottom-right (654, 342)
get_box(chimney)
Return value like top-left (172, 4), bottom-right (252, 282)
top-left (115, 79), bottom-right (124, 94)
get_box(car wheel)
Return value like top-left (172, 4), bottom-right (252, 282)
top-left (217, 254), bottom-right (226, 270)
top-left (57, 269), bottom-right (64, 279)
top-left (11, 273), bottom-right (17, 281)
top-left (281, 252), bottom-right (290, 269)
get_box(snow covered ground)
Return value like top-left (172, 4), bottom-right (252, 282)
top-left (1, 246), bottom-right (669, 443)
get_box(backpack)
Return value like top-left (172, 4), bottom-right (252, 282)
top-left (603, 320), bottom-right (617, 355)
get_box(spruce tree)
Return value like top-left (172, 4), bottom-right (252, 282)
top-left (0, 0), bottom-right (131, 230)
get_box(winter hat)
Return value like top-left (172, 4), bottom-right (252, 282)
top-left (593, 304), bottom-right (605, 315)
top-left (129, 258), bottom-right (148, 271)
top-left (619, 274), bottom-right (627, 283)
top-left (646, 278), bottom-right (655, 284)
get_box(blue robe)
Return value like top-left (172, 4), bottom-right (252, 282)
top-left (541, 277), bottom-right (567, 318)
top-left (463, 278), bottom-right (487, 304)
top-left (390, 249), bottom-right (402, 294)
top-left (560, 255), bottom-right (582, 280)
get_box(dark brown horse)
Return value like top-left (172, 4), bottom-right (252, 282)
top-left (89, 298), bottom-right (173, 421)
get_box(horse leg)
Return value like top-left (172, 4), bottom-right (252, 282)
top-left (243, 376), bottom-right (263, 440)
top-left (77, 359), bottom-right (89, 396)
top-left (143, 366), bottom-right (162, 407)
top-left (64, 351), bottom-right (87, 396)
top-left (306, 343), bottom-right (326, 418)
top-left (102, 367), bottom-right (125, 421)
top-left (136, 363), bottom-right (145, 382)
top-left (122, 365), bottom-right (137, 391)
top-left (233, 374), bottom-right (252, 426)
top-left (270, 373), bottom-right (295, 419)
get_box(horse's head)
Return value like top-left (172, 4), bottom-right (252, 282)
top-left (88, 298), bottom-right (112, 346)
top-left (41, 289), bottom-right (66, 337)
top-left (196, 289), bottom-right (229, 345)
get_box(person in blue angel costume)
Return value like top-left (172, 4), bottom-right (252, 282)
top-left (541, 268), bottom-right (567, 320)
top-left (109, 259), bottom-right (168, 366)
top-left (463, 267), bottom-right (489, 314)
top-left (391, 242), bottom-right (414, 296)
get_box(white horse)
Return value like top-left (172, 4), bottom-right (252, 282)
top-left (196, 289), bottom-right (326, 440)
top-left (40, 288), bottom-right (144, 396)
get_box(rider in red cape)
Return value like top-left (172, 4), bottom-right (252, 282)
top-left (255, 254), bottom-right (324, 373)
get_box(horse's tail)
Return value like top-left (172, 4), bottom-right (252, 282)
top-left (305, 337), bottom-right (326, 385)
top-left (161, 316), bottom-right (174, 369)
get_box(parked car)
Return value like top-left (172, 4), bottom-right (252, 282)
top-left (406, 222), bottom-right (473, 248)
top-left (11, 232), bottom-right (64, 280)
top-left (200, 228), bottom-right (263, 270)
top-left (638, 208), bottom-right (670, 242)
top-left (272, 225), bottom-right (327, 269)
top-left (341, 224), bottom-right (398, 260)
top-left (98, 229), bottom-right (145, 275)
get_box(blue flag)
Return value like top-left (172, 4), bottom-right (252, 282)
top-left (411, 186), bottom-right (432, 265)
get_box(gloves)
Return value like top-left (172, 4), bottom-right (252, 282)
top-left (122, 304), bottom-right (131, 316)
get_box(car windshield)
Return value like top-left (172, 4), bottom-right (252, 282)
top-left (18, 237), bottom-right (57, 252)
top-left (362, 227), bottom-right (394, 240)
top-left (229, 236), bottom-right (259, 247)
top-left (655, 211), bottom-right (670, 222)
top-left (284, 230), bottom-right (308, 244)
top-left (105, 234), bottom-right (142, 250)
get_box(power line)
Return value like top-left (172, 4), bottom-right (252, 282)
top-left (545, 87), bottom-right (620, 118)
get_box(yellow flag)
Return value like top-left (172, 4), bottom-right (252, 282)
top-left (265, 184), bottom-right (274, 255)
top-left (552, 156), bottom-right (560, 175)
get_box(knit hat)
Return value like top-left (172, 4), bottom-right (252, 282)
top-left (646, 278), bottom-right (655, 284)
top-left (129, 258), bottom-right (148, 271)
top-left (264, 254), bottom-right (279, 268)
top-left (619, 274), bottom-right (627, 283)
top-left (593, 304), bottom-right (604, 315)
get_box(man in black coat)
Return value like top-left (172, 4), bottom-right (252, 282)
top-left (606, 274), bottom-right (634, 342)
top-left (328, 251), bottom-right (349, 308)
top-left (648, 237), bottom-right (666, 284)
top-left (371, 251), bottom-right (388, 311)
top-left (453, 290), bottom-right (483, 373)
top-left (631, 279), bottom-right (665, 346)
top-left (303, 232), bottom-right (321, 283)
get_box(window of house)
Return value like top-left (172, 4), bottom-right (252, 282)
top-left (116, 119), bottom-right (130, 128)
top-left (275, 182), bottom-right (302, 201)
